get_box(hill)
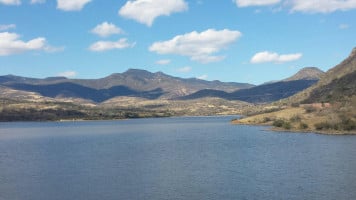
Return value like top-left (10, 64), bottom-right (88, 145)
top-left (233, 47), bottom-right (356, 134)
top-left (179, 67), bottom-right (323, 103)
top-left (283, 67), bottom-right (324, 81)
top-left (0, 69), bottom-right (253, 102)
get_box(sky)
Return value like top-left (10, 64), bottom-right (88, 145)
top-left (0, 0), bottom-right (356, 85)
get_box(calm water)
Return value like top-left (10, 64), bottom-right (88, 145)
top-left (0, 116), bottom-right (356, 200)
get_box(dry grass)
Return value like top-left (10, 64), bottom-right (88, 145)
top-left (233, 105), bottom-right (356, 135)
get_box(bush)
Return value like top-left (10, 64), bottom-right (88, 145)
top-left (314, 122), bottom-right (333, 130)
top-left (305, 106), bottom-right (317, 113)
top-left (299, 123), bottom-right (309, 129)
top-left (273, 119), bottom-right (285, 127)
top-left (290, 115), bottom-right (301, 122)
top-left (282, 121), bottom-right (292, 130)
top-left (291, 103), bottom-right (300, 107)
top-left (273, 119), bottom-right (292, 129)
top-left (263, 117), bottom-right (272, 123)
top-left (340, 118), bottom-right (356, 131)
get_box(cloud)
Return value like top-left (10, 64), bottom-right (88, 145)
top-left (289, 0), bottom-right (356, 13)
top-left (235, 0), bottom-right (280, 7)
top-left (177, 66), bottom-right (192, 73)
top-left (57, 0), bottom-right (91, 11)
top-left (339, 24), bottom-right (350, 29)
top-left (149, 29), bottom-right (241, 63)
top-left (197, 74), bottom-right (208, 80)
top-left (57, 71), bottom-right (77, 78)
top-left (0, 24), bottom-right (16, 31)
top-left (0, 0), bottom-right (20, 5)
top-left (0, 32), bottom-right (62, 56)
top-left (119, 0), bottom-right (188, 27)
top-left (91, 22), bottom-right (123, 37)
top-left (250, 51), bottom-right (302, 64)
top-left (89, 38), bottom-right (135, 52)
top-left (31, 0), bottom-right (45, 4)
top-left (234, 0), bottom-right (356, 13)
top-left (156, 59), bottom-right (171, 65)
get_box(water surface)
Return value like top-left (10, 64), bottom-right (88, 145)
top-left (1, 117), bottom-right (355, 200)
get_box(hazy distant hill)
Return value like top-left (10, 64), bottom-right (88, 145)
top-left (179, 67), bottom-right (323, 103)
top-left (0, 69), bottom-right (253, 102)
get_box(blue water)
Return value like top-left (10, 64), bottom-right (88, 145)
top-left (0, 116), bottom-right (355, 200)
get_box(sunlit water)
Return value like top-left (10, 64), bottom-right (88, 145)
top-left (0, 116), bottom-right (355, 200)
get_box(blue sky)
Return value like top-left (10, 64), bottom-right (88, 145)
top-left (0, 0), bottom-right (355, 84)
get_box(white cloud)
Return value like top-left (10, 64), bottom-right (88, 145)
top-left (250, 51), bottom-right (302, 64)
top-left (57, 0), bottom-right (91, 11)
top-left (289, 0), bottom-right (356, 13)
top-left (0, 0), bottom-right (20, 5)
top-left (339, 24), bottom-right (350, 29)
top-left (149, 29), bottom-right (241, 63)
top-left (43, 45), bottom-right (65, 53)
top-left (57, 71), bottom-right (77, 78)
top-left (0, 24), bottom-right (16, 31)
top-left (91, 22), bottom-right (123, 37)
top-left (177, 66), bottom-right (192, 73)
top-left (235, 0), bottom-right (280, 7)
top-left (197, 74), bottom-right (208, 80)
top-left (156, 59), bottom-right (171, 65)
top-left (89, 38), bottom-right (135, 52)
top-left (234, 0), bottom-right (356, 13)
top-left (119, 0), bottom-right (188, 27)
top-left (0, 32), bottom-right (61, 56)
top-left (31, 0), bottom-right (45, 4)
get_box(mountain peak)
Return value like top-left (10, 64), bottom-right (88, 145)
top-left (123, 68), bottom-right (152, 75)
top-left (284, 67), bottom-right (325, 81)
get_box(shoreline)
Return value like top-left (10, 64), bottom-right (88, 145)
top-left (231, 119), bottom-right (356, 135)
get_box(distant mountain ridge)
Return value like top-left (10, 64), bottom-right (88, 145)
top-left (178, 67), bottom-right (322, 103)
top-left (0, 69), bottom-right (253, 102)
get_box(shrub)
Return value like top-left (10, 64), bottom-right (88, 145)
top-left (304, 106), bottom-right (317, 113)
top-left (299, 123), bottom-right (309, 129)
top-left (273, 119), bottom-right (285, 127)
top-left (290, 115), bottom-right (301, 122)
top-left (314, 122), bottom-right (333, 130)
top-left (263, 117), bottom-right (272, 123)
top-left (291, 103), bottom-right (300, 107)
top-left (282, 121), bottom-right (292, 130)
top-left (340, 118), bottom-right (356, 131)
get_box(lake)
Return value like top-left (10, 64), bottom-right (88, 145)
top-left (0, 116), bottom-right (356, 200)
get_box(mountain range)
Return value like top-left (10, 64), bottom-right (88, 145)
top-left (0, 69), bottom-right (253, 102)
top-left (178, 67), bottom-right (324, 103)
top-left (0, 67), bottom-right (323, 104)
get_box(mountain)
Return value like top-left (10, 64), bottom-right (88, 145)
top-left (283, 67), bottom-right (324, 81)
top-left (0, 69), bottom-right (253, 102)
top-left (179, 68), bottom-right (323, 103)
top-left (286, 48), bottom-right (356, 104)
top-left (233, 47), bottom-right (356, 134)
